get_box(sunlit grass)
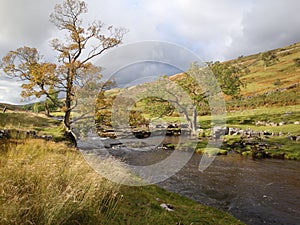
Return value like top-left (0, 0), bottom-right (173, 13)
top-left (0, 139), bottom-right (121, 225)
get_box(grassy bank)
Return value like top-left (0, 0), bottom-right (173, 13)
top-left (0, 139), bottom-right (244, 225)
top-left (199, 105), bottom-right (300, 160)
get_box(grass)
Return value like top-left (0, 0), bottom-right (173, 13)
top-left (196, 105), bottom-right (300, 132)
top-left (222, 134), bottom-right (300, 160)
top-left (225, 105), bottom-right (300, 135)
top-left (228, 42), bottom-right (300, 97)
top-left (115, 185), bottom-right (244, 225)
top-left (0, 139), bottom-right (121, 225)
top-left (265, 136), bottom-right (300, 160)
top-left (0, 112), bottom-right (65, 141)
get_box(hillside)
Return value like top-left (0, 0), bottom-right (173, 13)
top-left (0, 103), bottom-right (23, 112)
top-left (99, 42), bottom-right (300, 103)
top-left (169, 42), bottom-right (300, 98)
top-left (225, 42), bottom-right (300, 96)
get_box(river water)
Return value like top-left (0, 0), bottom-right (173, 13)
top-left (159, 153), bottom-right (300, 225)
top-left (79, 136), bottom-right (300, 225)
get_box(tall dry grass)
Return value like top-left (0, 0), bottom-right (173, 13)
top-left (0, 139), bottom-right (121, 225)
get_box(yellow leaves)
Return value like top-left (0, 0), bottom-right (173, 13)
top-left (61, 106), bottom-right (68, 112)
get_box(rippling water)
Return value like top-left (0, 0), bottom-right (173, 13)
top-left (158, 154), bottom-right (300, 225)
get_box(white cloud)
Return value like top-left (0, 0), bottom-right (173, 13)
top-left (0, 78), bottom-right (23, 104)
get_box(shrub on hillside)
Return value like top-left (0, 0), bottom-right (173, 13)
top-left (293, 58), bottom-right (300, 67)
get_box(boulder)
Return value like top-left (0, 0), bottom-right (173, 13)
top-left (133, 130), bottom-right (151, 139)
top-left (0, 130), bottom-right (10, 139)
top-left (255, 121), bottom-right (266, 126)
top-left (286, 136), bottom-right (296, 141)
top-left (211, 126), bottom-right (229, 139)
top-left (263, 131), bottom-right (272, 135)
top-left (228, 127), bottom-right (241, 135)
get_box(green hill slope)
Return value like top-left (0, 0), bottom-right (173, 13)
top-left (226, 42), bottom-right (300, 97)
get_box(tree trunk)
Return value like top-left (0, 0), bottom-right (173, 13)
top-left (64, 109), bottom-right (77, 147)
top-left (64, 110), bottom-right (71, 130)
top-left (63, 68), bottom-right (77, 147)
top-left (190, 107), bottom-right (198, 136)
top-left (44, 102), bottom-right (50, 116)
top-left (182, 106), bottom-right (198, 136)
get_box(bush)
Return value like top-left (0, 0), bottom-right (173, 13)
top-left (293, 58), bottom-right (300, 67)
top-left (273, 79), bottom-right (281, 86)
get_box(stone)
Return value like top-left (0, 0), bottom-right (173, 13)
top-left (255, 121), bottom-right (266, 126)
top-left (180, 124), bottom-right (189, 128)
top-left (294, 121), bottom-right (300, 125)
top-left (160, 203), bottom-right (174, 211)
top-left (218, 150), bottom-right (228, 155)
top-left (286, 136), bottom-right (296, 141)
top-left (211, 126), bottom-right (229, 139)
top-left (229, 127), bottom-right (240, 135)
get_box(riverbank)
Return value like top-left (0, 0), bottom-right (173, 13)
top-left (0, 139), bottom-right (244, 225)
top-left (159, 105), bottom-right (300, 160)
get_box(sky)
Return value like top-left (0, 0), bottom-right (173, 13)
top-left (0, 0), bottom-right (300, 104)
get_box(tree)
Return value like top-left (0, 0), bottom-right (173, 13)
top-left (45, 86), bottom-right (59, 116)
top-left (139, 62), bottom-right (243, 136)
top-left (1, 0), bottom-right (127, 144)
top-left (261, 51), bottom-right (279, 68)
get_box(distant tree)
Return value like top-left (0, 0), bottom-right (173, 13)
top-left (44, 86), bottom-right (59, 116)
top-left (208, 61), bottom-right (244, 97)
top-left (261, 51), bottom-right (279, 68)
top-left (139, 62), bottom-right (243, 135)
top-left (33, 102), bottom-right (44, 114)
top-left (1, 0), bottom-right (127, 144)
top-left (142, 96), bottom-right (175, 119)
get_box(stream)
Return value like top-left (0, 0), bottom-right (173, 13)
top-left (78, 136), bottom-right (300, 225)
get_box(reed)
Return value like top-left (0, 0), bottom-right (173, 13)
top-left (0, 139), bottom-right (121, 225)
